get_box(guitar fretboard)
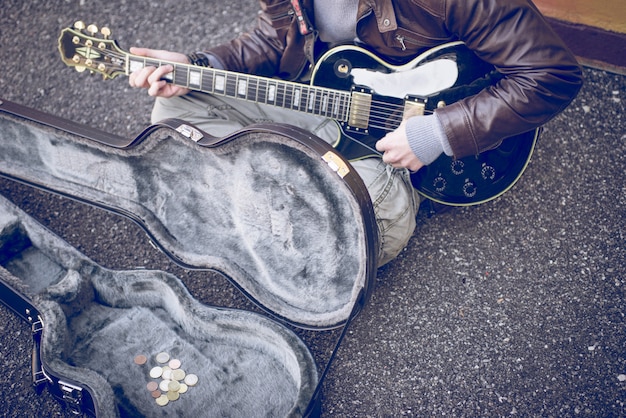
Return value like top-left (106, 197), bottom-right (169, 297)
top-left (128, 56), bottom-right (351, 122)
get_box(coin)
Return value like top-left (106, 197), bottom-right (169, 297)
top-left (146, 381), bottom-right (158, 392)
top-left (162, 369), bottom-right (172, 380)
top-left (134, 354), bottom-right (147, 365)
top-left (159, 379), bottom-right (171, 392)
top-left (155, 352), bottom-right (170, 364)
top-left (178, 383), bottom-right (188, 394)
top-left (184, 373), bottom-right (199, 386)
top-left (151, 390), bottom-right (161, 399)
top-left (172, 369), bottom-right (186, 381)
top-left (155, 395), bottom-right (169, 406)
top-left (168, 359), bottom-right (181, 370)
top-left (167, 390), bottom-right (180, 401)
top-left (168, 380), bottom-right (180, 392)
top-left (149, 367), bottom-right (163, 379)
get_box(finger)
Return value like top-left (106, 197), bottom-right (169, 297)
top-left (131, 67), bottom-right (156, 89)
top-left (375, 135), bottom-right (391, 152)
top-left (148, 80), bottom-right (168, 97)
top-left (129, 47), bottom-right (151, 57)
top-left (147, 64), bottom-right (173, 85)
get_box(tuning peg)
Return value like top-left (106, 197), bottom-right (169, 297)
top-left (75, 66), bottom-right (86, 73)
top-left (101, 27), bottom-right (111, 39)
top-left (74, 21), bottom-right (86, 30)
top-left (87, 24), bottom-right (98, 35)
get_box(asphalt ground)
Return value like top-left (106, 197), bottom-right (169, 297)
top-left (0, 1), bottom-right (624, 417)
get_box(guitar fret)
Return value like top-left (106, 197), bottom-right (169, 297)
top-left (188, 67), bottom-right (202, 89)
top-left (331, 92), bottom-right (337, 117)
top-left (330, 92), bottom-right (339, 118)
top-left (276, 84), bottom-right (285, 108)
top-left (336, 93), bottom-right (345, 119)
top-left (128, 57), bottom-right (145, 73)
top-left (256, 79), bottom-right (266, 103)
top-left (247, 78), bottom-right (258, 102)
top-left (214, 72), bottom-right (226, 93)
top-left (293, 86), bottom-right (301, 110)
top-left (265, 81), bottom-right (275, 104)
top-left (202, 69), bottom-right (214, 93)
top-left (307, 88), bottom-right (315, 112)
top-left (237, 75), bottom-right (247, 97)
top-left (225, 74), bottom-right (237, 97)
top-left (284, 85), bottom-right (293, 110)
top-left (321, 93), bottom-right (329, 117)
top-left (173, 65), bottom-right (187, 86)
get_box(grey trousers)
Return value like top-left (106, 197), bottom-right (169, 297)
top-left (152, 92), bottom-right (419, 266)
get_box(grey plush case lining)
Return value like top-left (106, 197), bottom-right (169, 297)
top-left (0, 196), bottom-right (318, 417)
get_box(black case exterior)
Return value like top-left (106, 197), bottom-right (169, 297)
top-left (0, 99), bottom-right (378, 416)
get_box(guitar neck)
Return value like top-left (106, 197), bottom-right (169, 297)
top-left (127, 55), bottom-right (352, 123)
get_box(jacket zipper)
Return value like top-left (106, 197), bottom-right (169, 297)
top-left (396, 35), bottom-right (407, 51)
top-left (270, 8), bottom-right (295, 21)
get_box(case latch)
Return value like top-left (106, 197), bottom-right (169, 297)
top-left (322, 151), bottom-right (350, 178)
top-left (59, 380), bottom-right (84, 415)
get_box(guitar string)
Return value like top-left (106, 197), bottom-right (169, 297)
top-left (97, 47), bottom-right (435, 108)
top-left (91, 45), bottom-right (435, 138)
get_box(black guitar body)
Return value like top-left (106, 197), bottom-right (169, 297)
top-left (311, 42), bottom-right (539, 206)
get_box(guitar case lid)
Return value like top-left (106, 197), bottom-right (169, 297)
top-left (0, 98), bottom-right (378, 330)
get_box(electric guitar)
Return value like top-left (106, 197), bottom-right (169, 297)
top-left (58, 22), bottom-right (538, 206)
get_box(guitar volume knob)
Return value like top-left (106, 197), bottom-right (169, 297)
top-left (463, 180), bottom-right (477, 198)
top-left (451, 160), bottom-right (464, 175)
top-left (433, 176), bottom-right (447, 192)
top-left (481, 164), bottom-right (496, 180)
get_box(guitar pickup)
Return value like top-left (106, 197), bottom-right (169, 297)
top-left (348, 88), bottom-right (372, 131)
top-left (404, 96), bottom-right (447, 118)
top-left (404, 96), bottom-right (427, 117)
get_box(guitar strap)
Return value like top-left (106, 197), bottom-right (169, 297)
top-left (290, 0), bottom-right (318, 66)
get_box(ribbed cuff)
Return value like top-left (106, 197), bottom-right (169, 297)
top-left (406, 114), bottom-right (453, 165)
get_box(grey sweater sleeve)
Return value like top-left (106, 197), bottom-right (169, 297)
top-left (406, 114), bottom-right (453, 165)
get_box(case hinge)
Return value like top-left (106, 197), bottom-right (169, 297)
top-left (175, 123), bottom-right (204, 142)
top-left (322, 151), bottom-right (350, 178)
top-left (59, 380), bottom-right (84, 415)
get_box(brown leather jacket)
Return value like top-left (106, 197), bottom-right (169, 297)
top-left (206, 0), bottom-right (583, 158)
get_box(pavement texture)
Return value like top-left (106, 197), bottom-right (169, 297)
top-left (0, 1), bottom-right (624, 417)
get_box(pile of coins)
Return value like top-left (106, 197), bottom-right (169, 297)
top-left (134, 351), bottom-right (199, 407)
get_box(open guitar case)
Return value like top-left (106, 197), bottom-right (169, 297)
top-left (0, 98), bottom-right (379, 417)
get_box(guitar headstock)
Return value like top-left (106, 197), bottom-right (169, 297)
top-left (58, 21), bottom-right (126, 79)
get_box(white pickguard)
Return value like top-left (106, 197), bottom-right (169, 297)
top-left (351, 58), bottom-right (458, 98)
